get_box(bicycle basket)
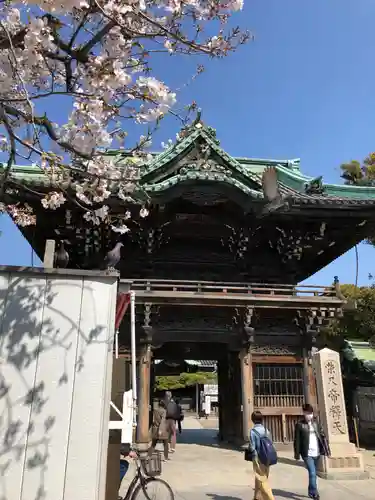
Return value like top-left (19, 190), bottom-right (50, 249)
top-left (142, 452), bottom-right (162, 477)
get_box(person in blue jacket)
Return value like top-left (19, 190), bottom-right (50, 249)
top-left (248, 411), bottom-right (275, 500)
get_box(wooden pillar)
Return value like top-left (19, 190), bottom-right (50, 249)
top-left (302, 347), bottom-right (311, 405)
top-left (308, 363), bottom-right (318, 409)
top-left (150, 360), bottom-right (155, 424)
top-left (136, 343), bottom-right (152, 451)
top-left (228, 351), bottom-right (242, 443)
top-left (218, 355), bottom-right (229, 441)
top-left (240, 349), bottom-right (252, 442)
top-left (227, 352), bottom-right (235, 441)
top-left (217, 358), bottom-right (224, 441)
top-left (249, 352), bottom-right (254, 419)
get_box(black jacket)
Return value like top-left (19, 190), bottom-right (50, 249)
top-left (294, 419), bottom-right (330, 459)
top-left (166, 399), bottom-right (181, 420)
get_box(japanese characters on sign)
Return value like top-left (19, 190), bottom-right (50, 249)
top-left (324, 359), bottom-right (346, 436)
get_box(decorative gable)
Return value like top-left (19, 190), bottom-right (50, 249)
top-left (140, 124), bottom-right (264, 197)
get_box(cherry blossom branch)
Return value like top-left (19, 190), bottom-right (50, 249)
top-left (2, 104), bottom-right (93, 160)
top-left (0, 105), bottom-right (16, 200)
top-left (0, 0), bottom-right (249, 226)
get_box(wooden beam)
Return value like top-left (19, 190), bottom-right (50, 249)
top-left (252, 355), bottom-right (302, 364)
top-left (43, 239), bottom-right (55, 268)
top-left (254, 406), bottom-right (303, 416)
top-left (123, 290), bottom-right (343, 309)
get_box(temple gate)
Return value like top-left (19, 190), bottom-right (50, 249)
top-left (6, 119), bottom-right (375, 445)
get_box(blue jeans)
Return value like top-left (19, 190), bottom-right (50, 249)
top-left (120, 459), bottom-right (129, 482)
top-left (303, 456), bottom-right (319, 497)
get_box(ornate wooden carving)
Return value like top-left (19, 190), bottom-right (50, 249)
top-left (143, 303), bottom-right (152, 328)
top-left (178, 143), bottom-right (227, 175)
top-left (251, 344), bottom-right (298, 356)
top-left (128, 222), bottom-right (171, 256)
top-left (152, 305), bottom-right (235, 333)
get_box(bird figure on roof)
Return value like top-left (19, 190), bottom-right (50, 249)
top-left (334, 275), bottom-right (356, 310)
top-left (54, 240), bottom-right (69, 269)
top-left (101, 242), bottom-right (123, 271)
top-left (261, 167), bottom-right (289, 215)
top-left (191, 109), bottom-right (202, 128)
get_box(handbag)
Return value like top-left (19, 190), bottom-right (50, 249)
top-left (244, 447), bottom-right (252, 462)
top-left (321, 434), bottom-right (331, 457)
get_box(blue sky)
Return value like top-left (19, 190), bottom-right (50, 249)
top-left (1, 0), bottom-right (375, 286)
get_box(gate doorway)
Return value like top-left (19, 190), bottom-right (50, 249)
top-left (253, 362), bottom-right (304, 443)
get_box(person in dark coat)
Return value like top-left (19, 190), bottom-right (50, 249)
top-left (175, 397), bottom-right (184, 434)
top-left (164, 391), bottom-right (179, 452)
top-left (294, 404), bottom-right (330, 500)
top-left (149, 400), bottom-right (169, 460)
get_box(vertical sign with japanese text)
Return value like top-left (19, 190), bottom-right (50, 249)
top-left (324, 358), bottom-right (347, 436)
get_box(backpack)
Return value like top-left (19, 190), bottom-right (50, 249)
top-left (166, 400), bottom-right (180, 420)
top-left (254, 429), bottom-right (278, 466)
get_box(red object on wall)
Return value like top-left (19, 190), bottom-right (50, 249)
top-left (115, 292), bottom-right (130, 330)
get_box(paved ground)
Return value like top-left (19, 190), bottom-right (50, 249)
top-left (154, 416), bottom-right (375, 500)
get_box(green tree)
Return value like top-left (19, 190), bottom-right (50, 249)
top-left (155, 371), bottom-right (217, 391)
top-left (325, 284), bottom-right (375, 345)
top-left (340, 153), bottom-right (375, 246)
top-left (340, 153), bottom-right (375, 186)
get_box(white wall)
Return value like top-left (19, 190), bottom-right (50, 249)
top-left (0, 268), bottom-right (119, 500)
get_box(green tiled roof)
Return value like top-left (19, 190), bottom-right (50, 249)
top-left (4, 122), bottom-right (375, 206)
top-left (344, 340), bottom-right (375, 371)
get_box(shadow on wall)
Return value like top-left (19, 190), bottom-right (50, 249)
top-left (0, 273), bottom-right (111, 500)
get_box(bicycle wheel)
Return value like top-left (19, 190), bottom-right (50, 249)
top-left (131, 477), bottom-right (174, 500)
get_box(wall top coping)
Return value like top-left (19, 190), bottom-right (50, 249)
top-left (0, 266), bottom-right (132, 286)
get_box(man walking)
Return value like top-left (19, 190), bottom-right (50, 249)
top-left (175, 397), bottom-right (184, 434)
top-left (248, 410), bottom-right (276, 500)
top-left (294, 403), bottom-right (330, 500)
top-left (164, 391), bottom-right (180, 453)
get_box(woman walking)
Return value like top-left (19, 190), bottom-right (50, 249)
top-left (294, 403), bottom-right (330, 500)
top-left (149, 400), bottom-right (169, 461)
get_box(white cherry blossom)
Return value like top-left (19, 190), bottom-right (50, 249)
top-left (0, 0), bottom-right (248, 229)
top-left (139, 207), bottom-right (149, 218)
top-left (111, 224), bottom-right (130, 234)
top-left (41, 192), bottom-right (66, 209)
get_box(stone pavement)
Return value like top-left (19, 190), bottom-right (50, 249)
top-left (156, 416), bottom-right (375, 500)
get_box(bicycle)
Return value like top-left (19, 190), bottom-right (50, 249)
top-left (119, 448), bottom-right (175, 500)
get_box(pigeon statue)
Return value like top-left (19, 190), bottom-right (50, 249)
top-left (54, 240), bottom-right (69, 269)
top-left (101, 242), bottom-right (123, 271)
top-left (261, 167), bottom-right (289, 215)
top-left (334, 275), bottom-right (356, 310)
top-left (333, 276), bottom-right (345, 301)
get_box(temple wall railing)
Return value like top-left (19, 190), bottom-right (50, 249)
top-left (120, 278), bottom-right (343, 309)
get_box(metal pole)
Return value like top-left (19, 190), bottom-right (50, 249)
top-left (115, 330), bottom-right (119, 359)
top-left (130, 291), bottom-right (137, 427)
top-left (196, 383), bottom-right (199, 416)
